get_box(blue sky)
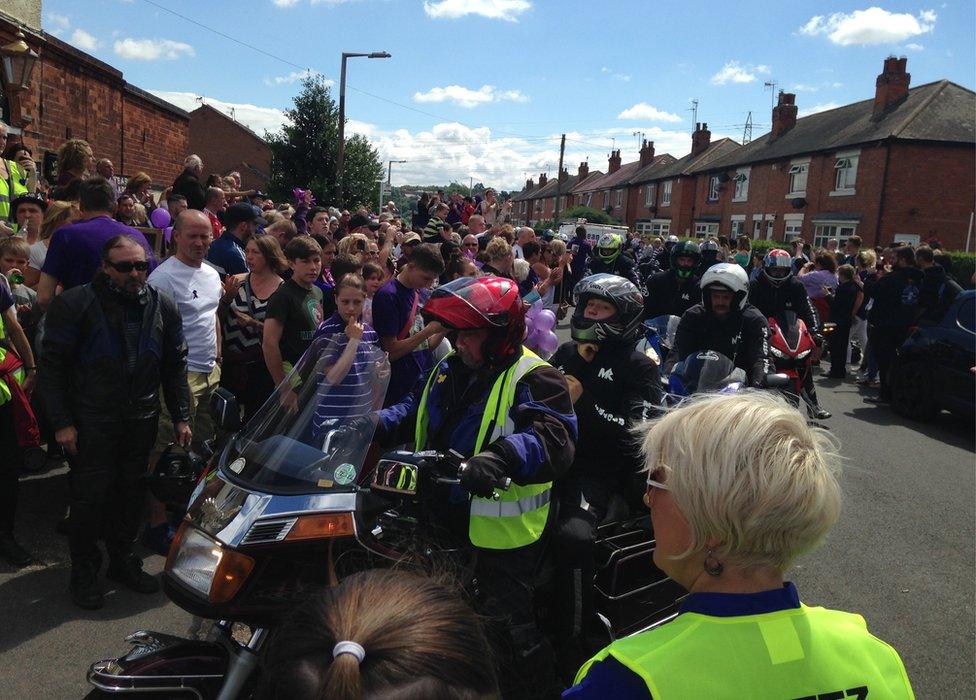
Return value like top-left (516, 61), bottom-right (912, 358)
top-left (43, 0), bottom-right (975, 189)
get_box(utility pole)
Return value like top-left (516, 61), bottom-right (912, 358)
top-left (742, 111), bottom-right (753, 145)
top-left (688, 99), bottom-right (699, 132)
top-left (552, 133), bottom-right (566, 227)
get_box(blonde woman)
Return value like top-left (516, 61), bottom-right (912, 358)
top-left (124, 171), bottom-right (156, 214)
top-left (337, 232), bottom-right (370, 263)
top-left (569, 392), bottom-right (914, 699)
top-left (25, 201), bottom-right (78, 288)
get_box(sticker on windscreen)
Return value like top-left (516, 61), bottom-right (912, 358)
top-left (333, 463), bottom-right (357, 485)
top-left (228, 458), bottom-right (246, 474)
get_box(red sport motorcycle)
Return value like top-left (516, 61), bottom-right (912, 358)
top-left (767, 311), bottom-right (820, 414)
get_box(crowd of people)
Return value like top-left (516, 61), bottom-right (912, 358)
top-left (0, 118), bottom-right (932, 698)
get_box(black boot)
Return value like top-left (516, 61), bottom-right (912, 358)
top-left (0, 532), bottom-right (34, 567)
top-left (107, 554), bottom-right (160, 594)
top-left (70, 562), bottom-right (104, 609)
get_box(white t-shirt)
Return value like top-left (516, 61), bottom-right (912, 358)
top-left (28, 240), bottom-right (47, 270)
top-left (512, 243), bottom-right (524, 260)
top-left (148, 256), bottom-right (222, 373)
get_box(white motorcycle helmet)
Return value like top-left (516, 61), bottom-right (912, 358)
top-left (700, 263), bottom-right (749, 311)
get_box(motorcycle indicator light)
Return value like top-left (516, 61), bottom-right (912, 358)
top-left (284, 513), bottom-right (355, 541)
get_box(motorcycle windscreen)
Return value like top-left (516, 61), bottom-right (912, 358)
top-left (644, 315), bottom-right (681, 351)
top-left (679, 351), bottom-right (738, 393)
top-left (775, 310), bottom-right (801, 351)
top-left (223, 335), bottom-right (390, 494)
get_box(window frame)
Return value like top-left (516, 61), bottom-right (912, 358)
top-left (732, 168), bottom-right (750, 202)
top-left (707, 176), bottom-right (720, 202)
top-left (830, 150), bottom-right (860, 196)
top-left (644, 183), bottom-right (656, 207)
top-left (694, 221), bottom-right (719, 238)
top-left (614, 189), bottom-right (623, 207)
top-left (787, 159), bottom-right (810, 198)
top-left (661, 180), bottom-right (672, 206)
top-left (812, 221), bottom-right (858, 249)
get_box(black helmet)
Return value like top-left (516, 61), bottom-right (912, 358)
top-left (571, 273), bottom-right (645, 344)
top-left (700, 238), bottom-right (721, 268)
top-left (147, 444), bottom-right (206, 509)
top-left (670, 241), bottom-right (701, 279)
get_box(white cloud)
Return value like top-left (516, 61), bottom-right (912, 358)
top-left (423, 0), bottom-right (531, 22)
top-left (70, 29), bottom-right (99, 52)
top-left (799, 102), bottom-right (841, 117)
top-left (756, 64), bottom-right (771, 74)
top-left (148, 91), bottom-right (288, 134)
top-left (710, 60), bottom-right (764, 85)
top-left (617, 103), bottom-right (682, 123)
top-left (799, 8), bottom-right (936, 46)
top-left (791, 83), bottom-right (818, 92)
top-left (45, 12), bottom-right (71, 36)
top-left (114, 38), bottom-right (195, 61)
top-left (272, 0), bottom-right (300, 5)
top-left (905, 42), bottom-right (924, 51)
top-left (413, 84), bottom-right (529, 108)
top-left (601, 67), bottom-right (631, 82)
top-left (265, 69), bottom-right (333, 86)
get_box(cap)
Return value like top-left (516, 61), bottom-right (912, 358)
top-left (348, 213), bottom-right (380, 231)
top-left (223, 202), bottom-right (261, 229)
top-left (403, 232), bottom-right (422, 245)
top-left (9, 192), bottom-right (47, 218)
top-left (252, 190), bottom-right (268, 200)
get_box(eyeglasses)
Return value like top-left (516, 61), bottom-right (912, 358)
top-left (365, 249), bottom-right (380, 257)
top-left (107, 260), bottom-right (149, 273)
top-left (463, 242), bottom-right (479, 248)
top-left (646, 468), bottom-right (669, 492)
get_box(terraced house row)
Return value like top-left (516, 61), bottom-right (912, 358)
top-left (511, 57), bottom-right (975, 251)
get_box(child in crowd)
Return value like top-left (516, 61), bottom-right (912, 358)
top-left (263, 236), bottom-right (324, 413)
top-left (0, 238), bottom-right (39, 346)
top-left (361, 262), bottom-right (385, 327)
top-left (311, 274), bottom-right (381, 437)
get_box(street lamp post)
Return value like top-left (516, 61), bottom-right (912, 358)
top-left (381, 160), bottom-right (406, 213)
top-left (335, 51), bottom-right (391, 206)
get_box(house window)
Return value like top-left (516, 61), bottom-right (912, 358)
top-left (730, 219), bottom-right (744, 237)
top-left (833, 152), bottom-right (859, 194)
top-left (784, 221), bottom-right (803, 241)
top-left (635, 221), bottom-right (654, 235)
top-left (733, 168), bottom-right (750, 202)
top-left (650, 219), bottom-right (671, 237)
top-left (644, 183), bottom-right (655, 207)
top-left (584, 192), bottom-right (592, 207)
top-left (766, 219), bottom-right (775, 240)
top-left (813, 222), bottom-right (858, 249)
top-left (614, 189), bottom-right (622, 207)
top-left (788, 161), bottom-right (809, 196)
top-left (558, 196), bottom-right (566, 209)
top-left (662, 180), bottom-right (672, 206)
top-left (708, 176), bottom-right (720, 202)
top-left (694, 222), bottom-right (719, 238)
top-left (753, 220), bottom-right (762, 239)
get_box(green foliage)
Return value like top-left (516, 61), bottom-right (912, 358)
top-left (944, 250), bottom-right (975, 287)
top-left (559, 206), bottom-right (615, 225)
top-left (266, 76), bottom-right (382, 209)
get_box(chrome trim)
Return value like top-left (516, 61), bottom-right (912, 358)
top-left (87, 662), bottom-right (218, 699)
top-left (241, 517), bottom-right (298, 544)
top-left (218, 491), bottom-right (359, 547)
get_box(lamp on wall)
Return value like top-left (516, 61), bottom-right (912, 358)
top-left (1, 30), bottom-right (39, 93)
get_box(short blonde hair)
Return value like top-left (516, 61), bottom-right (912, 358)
top-left (512, 258), bottom-right (530, 282)
top-left (637, 391), bottom-right (841, 572)
top-left (485, 237), bottom-right (511, 262)
top-left (338, 232), bottom-right (369, 258)
top-left (550, 240), bottom-right (567, 257)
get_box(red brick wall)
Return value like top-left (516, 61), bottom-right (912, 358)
top-left (188, 107), bottom-right (271, 190)
top-left (121, 92), bottom-right (188, 186)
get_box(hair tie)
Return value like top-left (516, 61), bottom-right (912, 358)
top-left (333, 641), bottom-right (366, 664)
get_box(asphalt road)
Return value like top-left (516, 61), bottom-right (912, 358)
top-left (1, 324), bottom-right (972, 698)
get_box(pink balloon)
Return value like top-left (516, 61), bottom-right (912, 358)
top-left (150, 207), bottom-right (171, 228)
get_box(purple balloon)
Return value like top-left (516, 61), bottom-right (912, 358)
top-left (150, 207), bottom-right (171, 228)
top-left (538, 330), bottom-right (559, 354)
top-left (536, 309), bottom-right (557, 332)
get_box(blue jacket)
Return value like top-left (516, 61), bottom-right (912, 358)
top-left (207, 233), bottom-right (248, 277)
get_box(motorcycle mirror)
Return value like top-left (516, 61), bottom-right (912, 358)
top-left (371, 459), bottom-right (419, 496)
top-left (209, 387), bottom-right (242, 433)
top-left (766, 373), bottom-right (790, 388)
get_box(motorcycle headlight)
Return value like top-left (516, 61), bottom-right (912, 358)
top-left (797, 349), bottom-right (812, 359)
top-left (166, 525), bottom-right (254, 603)
top-left (770, 347), bottom-right (785, 358)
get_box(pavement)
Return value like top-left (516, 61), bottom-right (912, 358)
top-left (0, 324), bottom-right (972, 698)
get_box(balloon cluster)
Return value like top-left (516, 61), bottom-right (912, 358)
top-left (524, 304), bottom-right (559, 354)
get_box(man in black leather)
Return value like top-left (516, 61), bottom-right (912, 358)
top-left (40, 235), bottom-right (191, 609)
top-left (550, 274), bottom-right (663, 669)
top-left (643, 240), bottom-right (702, 320)
top-left (666, 263), bottom-right (772, 389)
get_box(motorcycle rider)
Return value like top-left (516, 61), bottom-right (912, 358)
top-left (665, 263), bottom-right (772, 388)
top-left (749, 249), bottom-right (830, 419)
top-left (374, 275), bottom-right (577, 699)
top-left (549, 274), bottom-right (663, 671)
top-left (643, 240), bottom-right (702, 320)
top-left (654, 234), bottom-right (680, 272)
top-left (698, 237), bottom-right (722, 275)
top-left (584, 233), bottom-right (642, 289)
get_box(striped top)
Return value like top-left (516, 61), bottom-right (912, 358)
top-left (312, 313), bottom-right (381, 431)
top-left (223, 275), bottom-right (281, 354)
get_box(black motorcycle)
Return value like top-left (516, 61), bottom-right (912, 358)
top-left (85, 338), bottom-right (682, 697)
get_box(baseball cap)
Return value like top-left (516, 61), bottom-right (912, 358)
top-left (223, 202), bottom-right (263, 229)
top-left (403, 232), bottom-right (422, 245)
top-left (348, 213), bottom-right (380, 231)
top-left (9, 192), bottom-right (47, 218)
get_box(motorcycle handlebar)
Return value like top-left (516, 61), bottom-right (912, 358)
top-left (417, 450), bottom-right (511, 498)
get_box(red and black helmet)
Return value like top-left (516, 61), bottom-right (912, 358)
top-left (422, 276), bottom-right (526, 363)
top-left (762, 248), bottom-right (794, 287)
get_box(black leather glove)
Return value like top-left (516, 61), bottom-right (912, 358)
top-left (460, 452), bottom-right (508, 499)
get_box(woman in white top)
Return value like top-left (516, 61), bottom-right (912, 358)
top-left (25, 201), bottom-right (78, 289)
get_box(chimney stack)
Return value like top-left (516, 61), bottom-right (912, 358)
top-left (608, 149), bottom-right (622, 174)
top-left (559, 167), bottom-right (569, 182)
top-left (639, 139), bottom-right (656, 167)
top-left (691, 122), bottom-right (711, 156)
top-left (577, 161), bottom-right (589, 180)
top-left (525, 178), bottom-right (534, 190)
top-left (874, 56), bottom-right (911, 119)
top-left (769, 94), bottom-right (797, 141)
top-left (538, 173), bottom-right (548, 186)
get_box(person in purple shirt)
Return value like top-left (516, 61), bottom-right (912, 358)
top-left (37, 177), bottom-right (156, 309)
top-left (569, 225), bottom-right (593, 286)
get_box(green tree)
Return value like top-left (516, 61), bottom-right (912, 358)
top-left (559, 205), bottom-right (615, 225)
top-left (266, 76), bottom-right (382, 209)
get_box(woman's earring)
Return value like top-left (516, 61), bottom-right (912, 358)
top-left (642, 492), bottom-right (651, 507)
top-left (704, 549), bottom-right (724, 577)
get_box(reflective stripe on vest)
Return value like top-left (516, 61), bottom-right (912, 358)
top-left (575, 605), bottom-right (916, 700)
top-left (414, 346), bottom-right (553, 550)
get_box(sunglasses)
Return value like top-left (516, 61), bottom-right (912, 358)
top-left (107, 260), bottom-right (150, 273)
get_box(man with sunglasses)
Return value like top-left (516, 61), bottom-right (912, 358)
top-left (40, 235), bottom-right (191, 610)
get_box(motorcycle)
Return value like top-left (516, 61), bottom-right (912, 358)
top-left (636, 314), bottom-right (681, 367)
top-left (86, 337), bottom-right (682, 698)
top-left (665, 350), bottom-right (790, 404)
top-left (767, 311), bottom-right (820, 415)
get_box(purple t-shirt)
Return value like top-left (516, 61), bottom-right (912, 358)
top-left (799, 269), bottom-right (838, 300)
top-left (41, 215), bottom-right (157, 290)
top-left (0, 275), bottom-right (13, 315)
top-left (372, 278), bottom-right (432, 407)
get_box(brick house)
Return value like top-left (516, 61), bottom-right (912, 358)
top-left (566, 161), bottom-right (604, 210)
top-left (188, 103), bottom-right (272, 191)
top-left (693, 57), bottom-right (976, 250)
top-left (510, 174), bottom-right (542, 225)
top-left (0, 9), bottom-right (188, 188)
top-left (571, 149), bottom-right (644, 221)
